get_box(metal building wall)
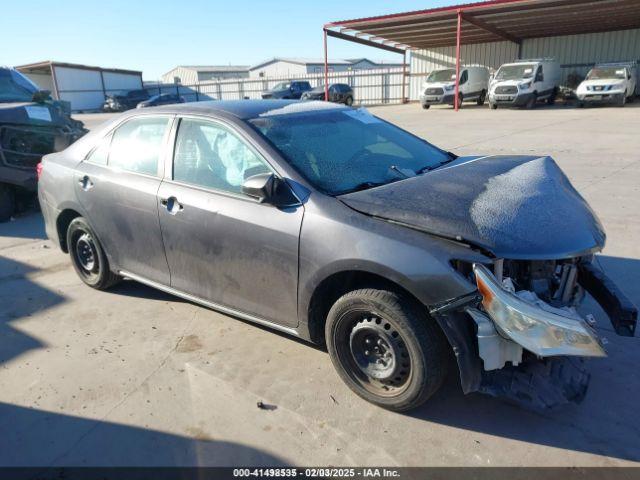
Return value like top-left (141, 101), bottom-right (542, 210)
top-left (521, 28), bottom-right (640, 84)
top-left (409, 28), bottom-right (640, 100)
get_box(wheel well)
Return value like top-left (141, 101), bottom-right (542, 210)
top-left (307, 270), bottom-right (425, 345)
top-left (56, 209), bottom-right (82, 252)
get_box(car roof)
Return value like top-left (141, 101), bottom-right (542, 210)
top-left (147, 99), bottom-right (342, 119)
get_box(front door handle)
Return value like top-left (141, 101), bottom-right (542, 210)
top-left (78, 175), bottom-right (94, 191)
top-left (160, 196), bottom-right (184, 215)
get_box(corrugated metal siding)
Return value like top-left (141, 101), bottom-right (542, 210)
top-left (409, 29), bottom-right (640, 99)
top-left (521, 29), bottom-right (640, 84)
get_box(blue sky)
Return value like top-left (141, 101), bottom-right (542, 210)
top-left (2, 0), bottom-right (455, 80)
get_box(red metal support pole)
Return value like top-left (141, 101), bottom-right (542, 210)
top-left (401, 50), bottom-right (407, 104)
top-left (323, 29), bottom-right (329, 101)
top-left (454, 9), bottom-right (462, 111)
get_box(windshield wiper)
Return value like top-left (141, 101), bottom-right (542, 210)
top-left (416, 151), bottom-right (458, 175)
top-left (346, 181), bottom-right (387, 193)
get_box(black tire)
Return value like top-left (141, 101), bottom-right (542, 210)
top-left (547, 88), bottom-right (558, 105)
top-left (524, 93), bottom-right (537, 109)
top-left (422, 104), bottom-right (430, 109)
top-left (66, 217), bottom-right (120, 290)
top-left (325, 288), bottom-right (448, 412)
top-left (619, 92), bottom-right (627, 108)
top-left (455, 93), bottom-right (463, 109)
top-left (476, 90), bottom-right (487, 106)
top-left (0, 183), bottom-right (15, 223)
top-left (577, 102), bottom-right (584, 108)
top-left (345, 96), bottom-right (354, 106)
top-left (490, 103), bottom-right (498, 110)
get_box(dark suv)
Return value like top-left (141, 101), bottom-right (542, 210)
top-left (261, 81), bottom-right (312, 99)
top-left (0, 67), bottom-right (86, 221)
top-left (38, 100), bottom-right (636, 412)
top-left (302, 83), bottom-right (354, 105)
top-left (103, 89), bottom-right (150, 112)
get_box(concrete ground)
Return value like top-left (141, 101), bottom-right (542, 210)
top-left (1, 103), bottom-right (639, 467)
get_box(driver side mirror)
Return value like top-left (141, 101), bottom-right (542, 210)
top-left (32, 90), bottom-right (51, 103)
top-left (242, 173), bottom-right (299, 207)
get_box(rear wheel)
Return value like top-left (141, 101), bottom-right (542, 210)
top-left (345, 96), bottom-right (354, 106)
top-left (476, 90), bottom-right (487, 106)
top-left (325, 289), bottom-right (448, 411)
top-left (0, 183), bottom-right (15, 223)
top-left (67, 217), bottom-right (120, 290)
top-left (422, 104), bottom-right (430, 109)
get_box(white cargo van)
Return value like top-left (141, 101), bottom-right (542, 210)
top-left (489, 58), bottom-right (561, 109)
top-left (576, 62), bottom-right (637, 107)
top-left (420, 66), bottom-right (490, 109)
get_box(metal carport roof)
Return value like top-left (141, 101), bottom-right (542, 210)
top-left (325, 0), bottom-right (640, 50)
top-left (322, 0), bottom-right (640, 109)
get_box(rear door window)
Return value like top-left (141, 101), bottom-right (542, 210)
top-left (86, 134), bottom-right (112, 165)
top-left (109, 116), bottom-right (170, 176)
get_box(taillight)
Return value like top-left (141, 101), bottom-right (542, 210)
top-left (36, 162), bottom-right (43, 181)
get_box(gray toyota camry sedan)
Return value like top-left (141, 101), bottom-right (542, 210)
top-left (38, 100), bottom-right (636, 411)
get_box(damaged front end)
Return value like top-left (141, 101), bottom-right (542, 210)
top-left (438, 257), bottom-right (636, 410)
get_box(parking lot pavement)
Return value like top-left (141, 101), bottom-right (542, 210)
top-left (1, 104), bottom-right (639, 467)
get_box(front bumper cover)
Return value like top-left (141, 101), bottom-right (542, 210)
top-left (490, 91), bottom-right (533, 107)
top-left (577, 92), bottom-right (625, 104)
top-left (420, 93), bottom-right (455, 105)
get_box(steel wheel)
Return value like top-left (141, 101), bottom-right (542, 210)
top-left (326, 289), bottom-right (448, 411)
top-left (346, 314), bottom-right (412, 394)
top-left (66, 217), bottom-right (120, 290)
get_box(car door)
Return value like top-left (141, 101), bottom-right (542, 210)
top-left (157, 116), bottom-right (303, 327)
top-left (74, 115), bottom-right (173, 285)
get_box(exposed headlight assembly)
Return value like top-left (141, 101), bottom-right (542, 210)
top-left (473, 264), bottom-right (606, 358)
top-left (444, 84), bottom-right (455, 91)
top-left (519, 81), bottom-right (532, 90)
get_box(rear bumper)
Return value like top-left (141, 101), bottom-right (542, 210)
top-left (37, 188), bottom-right (61, 249)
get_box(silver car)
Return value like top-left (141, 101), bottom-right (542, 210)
top-left (38, 100), bottom-right (637, 411)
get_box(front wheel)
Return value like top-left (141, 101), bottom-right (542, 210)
top-left (345, 96), bottom-right (353, 106)
top-left (524, 93), bottom-right (537, 109)
top-left (619, 92), bottom-right (627, 107)
top-left (490, 103), bottom-right (498, 110)
top-left (67, 217), bottom-right (120, 290)
top-left (422, 104), bottom-right (430, 109)
top-left (325, 289), bottom-right (448, 411)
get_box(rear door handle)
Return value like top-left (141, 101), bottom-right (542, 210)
top-left (78, 175), bottom-right (94, 191)
top-left (160, 196), bottom-right (184, 215)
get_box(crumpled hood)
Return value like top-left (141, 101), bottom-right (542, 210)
top-left (0, 101), bottom-right (78, 129)
top-left (339, 155), bottom-right (606, 259)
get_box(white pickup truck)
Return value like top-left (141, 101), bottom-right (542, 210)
top-left (576, 63), bottom-right (637, 107)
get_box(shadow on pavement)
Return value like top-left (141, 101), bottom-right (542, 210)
top-left (0, 255), bottom-right (66, 365)
top-left (0, 401), bottom-right (287, 467)
top-left (0, 212), bottom-right (46, 243)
